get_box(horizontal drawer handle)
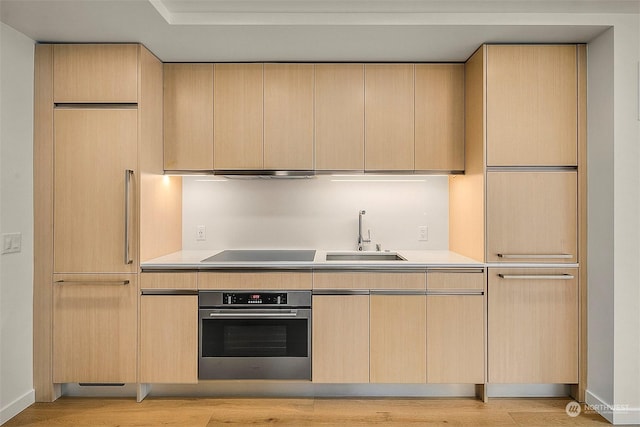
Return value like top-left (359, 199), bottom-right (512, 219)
top-left (426, 290), bottom-right (484, 296)
top-left (497, 274), bottom-right (574, 280)
top-left (55, 280), bottom-right (130, 286)
top-left (497, 253), bottom-right (573, 259)
top-left (207, 311), bottom-right (298, 318)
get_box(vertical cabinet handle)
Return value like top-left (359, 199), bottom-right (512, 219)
top-left (124, 169), bottom-right (133, 265)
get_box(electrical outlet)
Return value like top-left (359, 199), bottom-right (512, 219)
top-left (2, 232), bottom-right (22, 254)
top-left (196, 225), bottom-right (206, 241)
top-left (418, 226), bottom-right (428, 241)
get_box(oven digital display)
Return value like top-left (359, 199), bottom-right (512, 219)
top-left (223, 292), bottom-right (287, 305)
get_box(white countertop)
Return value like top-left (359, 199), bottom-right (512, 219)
top-left (141, 249), bottom-right (484, 270)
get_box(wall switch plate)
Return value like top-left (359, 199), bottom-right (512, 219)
top-left (196, 225), bottom-right (206, 241)
top-left (418, 226), bottom-right (428, 241)
top-left (2, 232), bottom-right (22, 254)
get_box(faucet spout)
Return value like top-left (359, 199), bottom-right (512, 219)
top-left (357, 210), bottom-right (371, 251)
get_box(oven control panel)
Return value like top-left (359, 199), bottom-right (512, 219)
top-left (222, 292), bottom-right (287, 305)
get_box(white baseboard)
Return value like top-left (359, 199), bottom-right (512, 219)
top-left (0, 389), bottom-right (35, 425)
top-left (585, 389), bottom-right (640, 425)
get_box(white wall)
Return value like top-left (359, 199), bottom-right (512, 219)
top-left (0, 22), bottom-right (35, 424)
top-left (182, 175), bottom-right (449, 251)
top-left (586, 16), bottom-right (640, 425)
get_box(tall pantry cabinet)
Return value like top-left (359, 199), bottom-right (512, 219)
top-left (34, 44), bottom-right (169, 400)
top-left (450, 44), bottom-right (586, 400)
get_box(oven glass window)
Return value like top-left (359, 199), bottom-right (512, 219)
top-left (201, 319), bottom-right (308, 357)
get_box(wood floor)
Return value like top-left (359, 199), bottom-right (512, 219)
top-left (5, 397), bottom-right (610, 426)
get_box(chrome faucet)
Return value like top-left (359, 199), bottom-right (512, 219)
top-left (357, 210), bottom-right (371, 251)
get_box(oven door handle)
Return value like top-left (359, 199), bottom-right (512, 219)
top-left (207, 310), bottom-right (300, 318)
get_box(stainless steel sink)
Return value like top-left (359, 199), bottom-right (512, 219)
top-left (325, 252), bottom-right (406, 261)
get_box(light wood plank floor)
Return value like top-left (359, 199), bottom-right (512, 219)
top-left (5, 397), bottom-right (610, 426)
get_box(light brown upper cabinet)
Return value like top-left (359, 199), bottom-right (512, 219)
top-left (214, 63), bottom-right (264, 170)
top-left (314, 64), bottom-right (365, 171)
top-left (53, 44), bottom-right (138, 103)
top-left (488, 268), bottom-right (578, 383)
top-left (486, 45), bottom-right (577, 166)
top-left (415, 64), bottom-right (464, 172)
top-left (486, 171), bottom-right (577, 263)
top-left (54, 108), bottom-right (138, 273)
top-left (164, 63), bottom-right (214, 171)
top-left (365, 64), bottom-right (415, 171)
top-left (264, 64), bottom-right (314, 170)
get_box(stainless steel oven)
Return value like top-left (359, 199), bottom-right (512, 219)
top-left (198, 290), bottom-right (311, 380)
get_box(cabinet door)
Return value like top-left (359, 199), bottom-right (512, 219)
top-left (140, 295), bottom-right (198, 383)
top-left (426, 295), bottom-right (484, 383)
top-left (314, 64), bottom-right (365, 170)
top-left (164, 64), bottom-right (214, 171)
top-left (365, 64), bottom-right (414, 171)
top-left (54, 108), bottom-right (137, 273)
top-left (214, 63), bottom-right (264, 170)
top-left (488, 268), bottom-right (578, 383)
top-left (370, 295), bottom-right (426, 383)
top-left (312, 295), bottom-right (369, 383)
top-left (53, 274), bottom-right (137, 383)
top-left (486, 171), bottom-right (577, 263)
top-left (415, 64), bottom-right (464, 171)
top-left (53, 44), bottom-right (138, 103)
top-left (486, 45), bottom-right (577, 166)
top-left (264, 64), bottom-right (314, 170)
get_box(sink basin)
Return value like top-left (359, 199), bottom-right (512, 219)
top-left (325, 252), bottom-right (407, 261)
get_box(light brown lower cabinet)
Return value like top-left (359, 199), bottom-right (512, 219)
top-left (312, 295), bottom-right (370, 383)
top-left (426, 295), bottom-right (484, 383)
top-left (488, 268), bottom-right (578, 383)
top-left (140, 295), bottom-right (198, 383)
top-left (53, 274), bottom-right (137, 383)
top-left (370, 295), bottom-right (426, 383)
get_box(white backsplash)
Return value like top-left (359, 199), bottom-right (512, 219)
top-left (182, 175), bottom-right (449, 251)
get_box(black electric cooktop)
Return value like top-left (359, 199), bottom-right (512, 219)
top-left (201, 249), bottom-right (316, 263)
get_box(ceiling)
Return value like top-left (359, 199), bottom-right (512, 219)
top-left (0, 0), bottom-right (636, 62)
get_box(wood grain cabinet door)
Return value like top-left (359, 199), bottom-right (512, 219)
top-left (486, 171), bottom-right (577, 263)
top-left (54, 108), bottom-right (138, 273)
top-left (486, 45), bottom-right (577, 166)
top-left (314, 64), bottom-right (365, 171)
top-left (264, 64), bottom-right (314, 170)
top-left (163, 63), bottom-right (214, 171)
top-left (364, 64), bottom-right (415, 171)
top-left (370, 295), bottom-right (426, 383)
top-left (53, 274), bottom-right (137, 383)
top-left (140, 295), bottom-right (198, 384)
top-left (214, 63), bottom-right (264, 170)
top-left (415, 64), bottom-right (464, 172)
top-left (426, 295), bottom-right (484, 384)
top-left (312, 295), bottom-right (370, 383)
top-left (488, 268), bottom-right (578, 384)
top-left (53, 44), bottom-right (138, 103)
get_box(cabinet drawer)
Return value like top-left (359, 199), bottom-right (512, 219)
top-left (313, 271), bottom-right (426, 290)
top-left (486, 171), bottom-right (577, 263)
top-left (140, 272), bottom-right (197, 290)
top-left (427, 271), bottom-right (484, 291)
top-left (198, 271), bottom-right (312, 290)
top-left (488, 268), bottom-right (578, 383)
top-left (53, 44), bottom-right (138, 103)
top-left (53, 273), bottom-right (137, 383)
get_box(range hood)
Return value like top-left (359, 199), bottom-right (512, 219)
top-left (215, 170), bottom-right (316, 179)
